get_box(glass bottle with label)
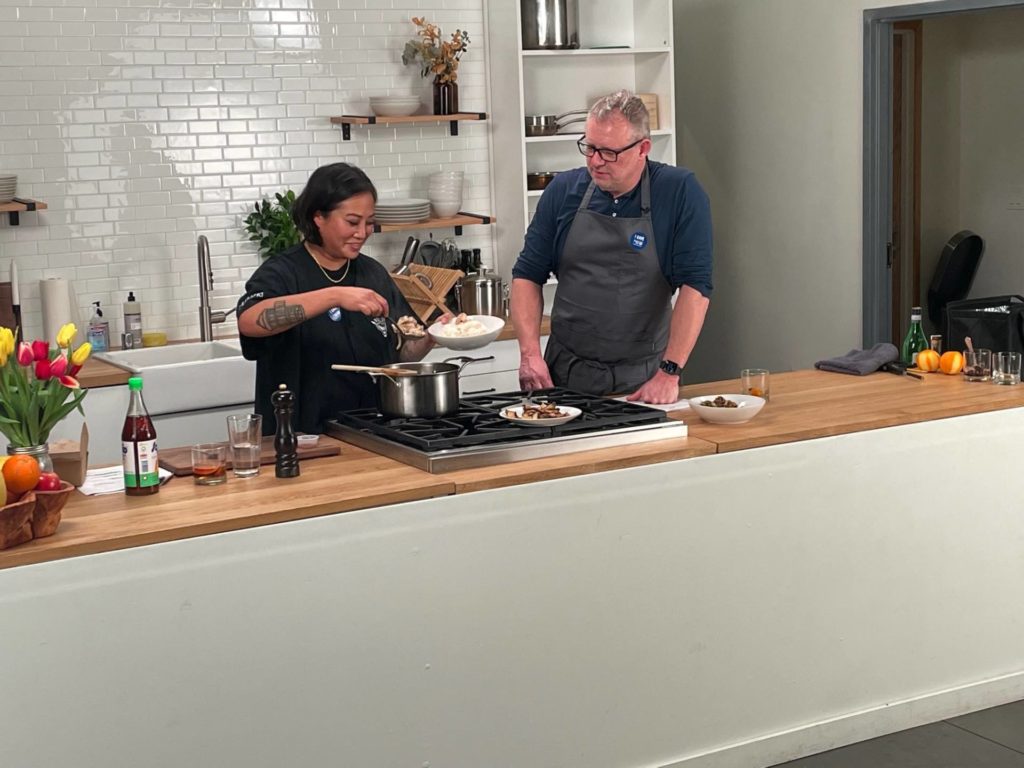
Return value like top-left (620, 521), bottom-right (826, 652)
top-left (900, 306), bottom-right (929, 365)
top-left (122, 375), bottom-right (159, 496)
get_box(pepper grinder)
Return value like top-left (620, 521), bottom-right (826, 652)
top-left (272, 383), bottom-right (300, 478)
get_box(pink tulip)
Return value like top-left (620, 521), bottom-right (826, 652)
top-left (49, 355), bottom-right (68, 377)
top-left (31, 340), bottom-right (49, 361)
top-left (35, 359), bottom-right (52, 379)
top-left (16, 342), bottom-right (33, 366)
top-left (59, 375), bottom-right (80, 389)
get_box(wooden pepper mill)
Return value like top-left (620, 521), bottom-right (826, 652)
top-left (272, 383), bottom-right (300, 478)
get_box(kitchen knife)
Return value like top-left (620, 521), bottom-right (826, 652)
top-left (393, 236), bottom-right (420, 276)
top-left (882, 361), bottom-right (924, 380)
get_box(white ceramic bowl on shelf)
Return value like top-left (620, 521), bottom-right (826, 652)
top-left (687, 394), bottom-right (766, 425)
top-left (431, 202), bottom-right (462, 218)
top-left (369, 97), bottom-right (422, 117)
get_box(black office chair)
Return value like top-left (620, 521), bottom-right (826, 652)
top-left (927, 230), bottom-right (984, 330)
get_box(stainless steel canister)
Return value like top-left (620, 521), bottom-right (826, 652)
top-left (521, 0), bottom-right (580, 50)
top-left (458, 268), bottom-right (505, 318)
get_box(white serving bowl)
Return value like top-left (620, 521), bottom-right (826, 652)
top-left (687, 394), bottom-right (766, 424)
top-left (428, 314), bottom-right (505, 350)
top-left (370, 102), bottom-right (422, 117)
top-left (431, 202), bottom-right (462, 218)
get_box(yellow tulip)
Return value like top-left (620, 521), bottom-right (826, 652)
top-left (0, 327), bottom-right (13, 359)
top-left (56, 323), bottom-right (77, 349)
top-left (71, 341), bottom-right (92, 367)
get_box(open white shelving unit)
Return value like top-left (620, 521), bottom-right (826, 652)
top-left (486, 0), bottom-right (675, 281)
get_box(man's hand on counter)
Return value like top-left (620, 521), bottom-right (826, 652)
top-left (519, 354), bottom-right (554, 391)
top-left (626, 370), bottom-right (682, 405)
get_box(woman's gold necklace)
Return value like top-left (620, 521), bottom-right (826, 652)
top-left (308, 243), bottom-right (351, 284)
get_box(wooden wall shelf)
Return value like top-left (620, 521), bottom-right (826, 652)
top-left (1, 198), bottom-right (47, 226)
top-left (330, 112), bottom-right (487, 140)
top-left (374, 212), bottom-right (493, 236)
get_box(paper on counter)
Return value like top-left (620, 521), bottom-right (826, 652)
top-left (78, 465), bottom-right (174, 496)
top-left (613, 395), bottom-right (690, 413)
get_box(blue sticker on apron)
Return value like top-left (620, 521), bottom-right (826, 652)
top-left (630, 231), bottom-right (647, 250)
top-left (328, 307), bottom-right (342, 322)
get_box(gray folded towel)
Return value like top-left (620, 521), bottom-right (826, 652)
top-left (815, 342), bottom-right (900, 376)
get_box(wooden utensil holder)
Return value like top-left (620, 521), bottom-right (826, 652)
top-left (392, 265), bottom-right (464, 323)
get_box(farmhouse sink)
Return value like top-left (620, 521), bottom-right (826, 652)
top-left (95, 341), bottom-right (255, 416)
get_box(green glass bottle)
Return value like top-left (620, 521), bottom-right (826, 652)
top-left (900, 306), bottom-right (929, 366)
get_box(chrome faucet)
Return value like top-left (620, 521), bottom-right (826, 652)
top-left (198, 234), bottom-right (236, 341)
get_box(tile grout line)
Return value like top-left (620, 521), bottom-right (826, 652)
top-left (944, 719), bottom-right (1024, 757)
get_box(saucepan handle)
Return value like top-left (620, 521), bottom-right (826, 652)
top-left (444, 355), bottom-right (495, 375)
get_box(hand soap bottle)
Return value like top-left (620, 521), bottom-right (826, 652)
top-left (124, 291), bottom-right (143, 348)
top-left (87, 301), bottom-right (110, 352)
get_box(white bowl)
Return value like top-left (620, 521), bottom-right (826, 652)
top-left (431, 202), bottom-right (462, 218)
top-left (687, 394), bottom-right (765, 424)
top-left (428, 314), bottom-right (505, 350)
top-left (370, 102), bottom-right (422, 117)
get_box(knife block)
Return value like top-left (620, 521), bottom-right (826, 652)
top-left (392, 265), bottom-right (463, 323)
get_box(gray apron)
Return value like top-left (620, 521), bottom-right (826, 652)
top-left (544, 166), bottom-right (672, 395)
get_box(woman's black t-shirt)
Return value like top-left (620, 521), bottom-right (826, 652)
top-left (237, 243), bottom-right (416, 435)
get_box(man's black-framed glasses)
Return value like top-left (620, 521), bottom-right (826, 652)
top-left (576, 137), bottom-right (644, 162)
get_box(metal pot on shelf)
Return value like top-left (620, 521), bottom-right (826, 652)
top-left (524, 110), bottom-right (587, 137)
top-left (521, 0), bottom-right (580, 50)
top-left (457, 268), bottom-right (506, 318)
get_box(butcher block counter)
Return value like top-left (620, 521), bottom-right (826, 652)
top-left (2, 368), bottom-right (1022, 571)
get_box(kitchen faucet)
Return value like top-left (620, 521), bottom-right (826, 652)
top-left (198, 234), bottom-right (236, 341)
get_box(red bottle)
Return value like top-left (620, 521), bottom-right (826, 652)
top-left (122, 375), bottom-right (159, 496)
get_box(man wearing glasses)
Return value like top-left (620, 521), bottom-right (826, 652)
top-left (510, 90), bottom-right (712, 403)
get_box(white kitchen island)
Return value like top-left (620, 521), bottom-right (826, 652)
top-left (2, 372), bottom-right (1023, 768)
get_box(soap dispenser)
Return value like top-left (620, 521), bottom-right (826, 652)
top-left (123, 291), bottom-right (143, 347)
top-left (87, 301), bottom-right (110, 352)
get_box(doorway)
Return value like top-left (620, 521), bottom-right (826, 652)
top-left (863, 0), bottom-right (1024, 347)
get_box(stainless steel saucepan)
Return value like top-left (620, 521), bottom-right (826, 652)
top-left (335, 355), bottom-right (494, 418)
top-left (524, 109), bottom-right (588, 137)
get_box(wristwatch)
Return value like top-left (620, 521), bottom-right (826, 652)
top-left (658, 358), bottom-right (681, 377)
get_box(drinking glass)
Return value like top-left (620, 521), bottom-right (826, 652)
top-left (963, 348), bottom-right (992, 382)
top-left (993, 352), bottom-right (1021, 385)
top-left (741, 368), bottom-right (770, 401)
top-left (226, 414), bottom-right (262, 478)
top-left (191, 443), bottom-right (227, 485)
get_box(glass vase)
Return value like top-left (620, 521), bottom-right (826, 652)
top-left (7, 444), bottom-right (54, 474)
top-left (432, 77), bottom-right (459, 116)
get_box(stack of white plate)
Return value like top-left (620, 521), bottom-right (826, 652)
top-left (0, 174), bottom-right (16, 204)
top-left (369, 95), bottom-right (422, 117)
top-left (428, 170), bottom-right (464, 218)
top-left (375, 197), bottom-right (431, 225)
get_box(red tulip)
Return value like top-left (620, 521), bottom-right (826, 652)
top-left (59, 375), bottom-right (80, 389)
top-left (69, 363), bottom-right (82, 376)
top-left (31, 340), bottom-right (49, 361)
top-left (35, 359), bottom-right (52, 379)
top-left (49, 355), bottom-right (68, 377)
top-left (16, 342), bottom-right (33, 366)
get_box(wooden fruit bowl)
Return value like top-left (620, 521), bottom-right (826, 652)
top-left (32, 480), bottom-right (73, 539)
top-left (0, 492), bottom-right (37, 550)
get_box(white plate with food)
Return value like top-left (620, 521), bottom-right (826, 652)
top-left (501, 403), bottom-right (582, 427)
top-left (428, 313), bottom-right (505, 350)
top-left (687, 394), bottom-right (765, 424)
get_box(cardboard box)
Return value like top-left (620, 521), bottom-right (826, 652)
top-left (638, 93), bottom-right (659, 130)
top-left (50, 423), bottom-right (89, 487)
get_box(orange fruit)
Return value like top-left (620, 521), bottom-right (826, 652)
top-left (2, 455), bottom-right (41, 496)
top-left (916, 349), bottom-right (940, 372)
top-left (939, 350), bottom-right (964, 375)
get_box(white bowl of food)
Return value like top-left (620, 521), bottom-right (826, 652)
top-left (428, 313), bottom-right (505, 350)
top-left (687, 394), bottom-right (765, 424)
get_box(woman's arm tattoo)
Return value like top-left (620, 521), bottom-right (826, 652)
top-left (256, 300), bottom-right (306, 331)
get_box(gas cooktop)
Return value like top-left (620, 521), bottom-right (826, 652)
top-left (324, 388), bottom-right (688, 473)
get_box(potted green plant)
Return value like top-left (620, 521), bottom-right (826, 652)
top-left (243, 190), bottom-right (301, 259)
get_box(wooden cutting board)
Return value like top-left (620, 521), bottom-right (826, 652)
top-left (159, 435), bottom-right (342, 476)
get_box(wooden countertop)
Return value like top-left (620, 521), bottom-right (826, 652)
top-left (76, 318), bottom-right (547, 390)
top-left (676, 368), bottom-right (1024, 452)
top-left (7, 367), bottom-right (1019, 571)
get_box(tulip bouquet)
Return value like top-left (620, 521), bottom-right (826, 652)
top-left (0, 324), bottom-right (91, 448)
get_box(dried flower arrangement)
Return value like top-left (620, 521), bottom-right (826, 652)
top-left (401, 17), bottom-right (470, 84)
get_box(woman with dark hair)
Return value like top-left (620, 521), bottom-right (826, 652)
top-left (237, 162), bottom-right (434, 435)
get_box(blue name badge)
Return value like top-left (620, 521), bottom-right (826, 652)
top-left (630, 231), bottom-right (648, 250)
top-left (328, 307), bottom-right (343, 322)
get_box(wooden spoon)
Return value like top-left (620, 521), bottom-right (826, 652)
top-left (330, 364), bottom-right (418, 377)
top-left (965, 336), bottom-right (975, 355)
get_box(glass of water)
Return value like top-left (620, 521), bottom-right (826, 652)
top-left (993, 352), bottom-right (1022, 385)
top-left (226, 414), bottom-right (263, 478)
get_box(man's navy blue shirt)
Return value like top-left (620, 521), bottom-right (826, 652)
top-left (512, 161), bottom-right (713, 296)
